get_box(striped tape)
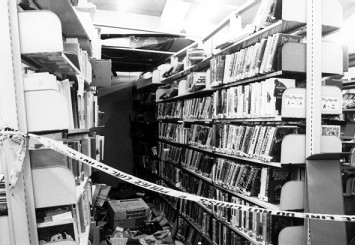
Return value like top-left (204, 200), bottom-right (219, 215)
top-left (1, 128), bottom-right (355, 222)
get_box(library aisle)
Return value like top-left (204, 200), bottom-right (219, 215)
top-left (1, 0), bottom-right (355, 245)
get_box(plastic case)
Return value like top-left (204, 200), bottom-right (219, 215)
top-left (24, 73), bottom-right (69, 132)
top-left (18, 10), bottom-right (63, 54)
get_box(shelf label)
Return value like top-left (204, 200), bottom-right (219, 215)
top-left (283, 94), bottom-right (305, 109)
top-left (322, 96), bottom-right (340, 111)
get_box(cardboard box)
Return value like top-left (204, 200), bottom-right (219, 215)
top-left (107, 198), bottom-right (149, 229)
top-left (90, 59), bottom-right (112, 86)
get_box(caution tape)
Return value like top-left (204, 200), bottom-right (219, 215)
top-left (1, 128), bottom-right (355, 222)
top-left (0, 128), bottom-right (28, 190)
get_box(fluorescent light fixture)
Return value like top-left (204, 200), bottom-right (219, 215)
top-left (160, 0), bottom-right (191, 33)
top-left (101, 37), bottom-right (131, 47)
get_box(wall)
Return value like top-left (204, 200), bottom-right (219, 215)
top-left (96, 78), bottom-right (135, 187)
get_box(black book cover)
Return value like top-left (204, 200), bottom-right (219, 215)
top-left (248, 168), bottom-right (261, 196)
top-left (70, 84), bottom-right (79, 129)
top-left (269, 126), bottom-right (298, 162)
top-left (267, 167), bottom-right (291, 203)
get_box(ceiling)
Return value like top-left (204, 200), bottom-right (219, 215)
top-left (90, 0), bottom-right (253, 37)
top-left (88, 0), bottom-right (258, 73)
top-left (89, 0), bottom-right (355, 74)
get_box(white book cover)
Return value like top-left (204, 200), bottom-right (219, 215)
top-left (223, 54), bottom-right (232, 84)
top-left (249, 43), bottom-right (260, 78)
top-left (250, 83), bottom-right (256, 117)
top-left (259, 35), bottom-right (274, 74)
top-left (260, 80), bottom-right (268, 117)
top-left (60, 80), bottom-right (75, 129)
top-left (236, 86), bottom-right (243, 118)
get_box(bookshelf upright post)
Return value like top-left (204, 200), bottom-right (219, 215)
top-left (305, 0), bottom-right (347, 244)
top-left (0, 0), bottom-right (38, 244)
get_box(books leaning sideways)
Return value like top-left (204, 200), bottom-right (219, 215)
top-left (0, 174), bottom-right (7, 216)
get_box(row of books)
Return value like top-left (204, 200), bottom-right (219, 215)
top-left (158, 122), bottom-right (299, 163)
top-left (158, 123), bottom-right (188, 144)
top-left (158, 142), bottom-right (182, 164)
top-left (212, 78), bottom-right (295, 119)
top-left (159, 142), bottom-right (293, 205)
top-left (0, 174), bottom-right (7, 216)
top-left (213, 159), bottom-right (260, 198)
top-left (181, 148), bottom-right (214, 178)
top-left (159, 173), bottom-right (300, 245)
top-left (183, 96), bottom-right (213, 120)
top-left (213, 124), bottom-right (299, 162)
top-left (213, 189), bottom-right (229, 221)
top-left (210, 33), bottom-right (302, 86)
top-left (157, 76), bottom-right (295, 120)
top-left (158, 199), bottom-right (178, 226)
top-left (159, 161), bottom-right (181, 187)
top-left (214, 158), bottom-right (291, 203)
top-left (180, 200), bottom-right (212, 239)
top-left (188, 124), bottom-right (214, 149)
top-left (157, 163), bottom-right (299, 244)
top-left (157, 101), bottom-right (183, 119)
top-left (180, 173), bottom-right (214, 204)
top-left (214, 194), bottom-right (302, 245)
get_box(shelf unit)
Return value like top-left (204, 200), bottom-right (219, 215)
top-left (0, 1), bottom-right (102, 244)
top-left (33, 0), bottom-right (92, 55)
top-left (21, 52), bottom-right (81, 76)
top-left (142, 0), bottom-right (349, 244)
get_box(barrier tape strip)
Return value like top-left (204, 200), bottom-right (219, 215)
top-left (0, 128), bottom-right (27, 190)
top-left (1, 128), bottom-right (355, 222)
